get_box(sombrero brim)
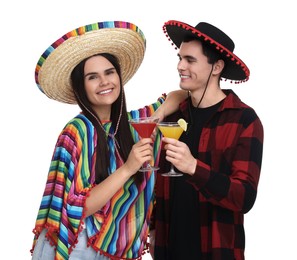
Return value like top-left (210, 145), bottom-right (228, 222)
top-left (35, 21), bottom-right (146, 104)
top-left (163, 20), bottom-right (249, 83)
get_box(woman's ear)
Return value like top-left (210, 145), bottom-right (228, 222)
top-left (213, 59), bottom-right (225, 75)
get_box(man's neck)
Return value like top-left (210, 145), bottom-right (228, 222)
top-left (191, 86), bottom-right (226, 108)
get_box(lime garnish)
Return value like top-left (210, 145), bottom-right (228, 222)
top-left (177, 118), bottom-right (188, 131)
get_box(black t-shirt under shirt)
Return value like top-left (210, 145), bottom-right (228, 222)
top-left (167, 100), bottom-right (222, 260)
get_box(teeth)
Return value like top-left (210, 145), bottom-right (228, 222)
top-left (180, 75), bottom-right (189, 79)
top-left (99, 89), bottom-right (112, 94)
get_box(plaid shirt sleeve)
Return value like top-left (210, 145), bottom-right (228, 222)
top-left (188, 107), bottom-right (264, 213)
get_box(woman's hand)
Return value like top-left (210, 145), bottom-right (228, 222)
top-left (124, 138), bottom-right (153, 175)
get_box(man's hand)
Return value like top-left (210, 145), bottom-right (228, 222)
top-left (162, 137), bottom-right (196, 175)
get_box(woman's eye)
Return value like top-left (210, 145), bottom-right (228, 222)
top-left (106, 70), bottom-right (115, 76)
top-left (88, 75), bottom-right (97, 80)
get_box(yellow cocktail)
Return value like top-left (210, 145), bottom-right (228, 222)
top-left (157, 122), bottom-right (184, 177)
top-left (157, 123), bottom-right (183, 140)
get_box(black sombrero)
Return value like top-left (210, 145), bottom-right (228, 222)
top-left (163, 20), bottom-right (250, 83)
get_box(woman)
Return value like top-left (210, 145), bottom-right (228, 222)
top-left (31, 21), bottom-right (186, 260)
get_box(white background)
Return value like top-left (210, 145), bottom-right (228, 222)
top-left (1, 0), bottom-right (296, 259)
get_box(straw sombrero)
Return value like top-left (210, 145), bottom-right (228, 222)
top-left (35, 21), bottom-right (146, 104)
top-left (163, 20), bottom-right (250, 83)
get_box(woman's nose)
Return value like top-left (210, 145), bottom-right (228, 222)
top-left (99, 76), bottom-right (108, 87)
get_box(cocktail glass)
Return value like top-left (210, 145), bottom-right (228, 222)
top-left (129, 117), bottom-right (159, 172)
top-left (157, 122), bottom-right (184, 177)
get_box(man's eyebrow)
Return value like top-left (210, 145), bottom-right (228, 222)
top-left (178, 53), bottom-right (197, 60)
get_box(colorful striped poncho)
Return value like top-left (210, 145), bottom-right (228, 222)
top-left (31, 95), bottom-right (166, 260)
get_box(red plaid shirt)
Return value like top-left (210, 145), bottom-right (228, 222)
top-left (152, 90), bottom-right (264, 260)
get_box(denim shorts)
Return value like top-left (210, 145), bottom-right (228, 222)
top-left (31, 228), bottom-right (110, 260)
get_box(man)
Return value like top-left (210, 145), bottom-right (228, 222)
top-left (150, 20), bottom-right (264, 260)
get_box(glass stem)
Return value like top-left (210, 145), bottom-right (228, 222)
top-left (169, 163), bottom-right (175, 173)
top-left (142, 160), bottom-right (149, 169)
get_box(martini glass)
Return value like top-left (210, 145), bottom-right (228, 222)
top-left (129, 117), bottom-right (159, 172)
top-left (157, 122), bottom-right (184, 177)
